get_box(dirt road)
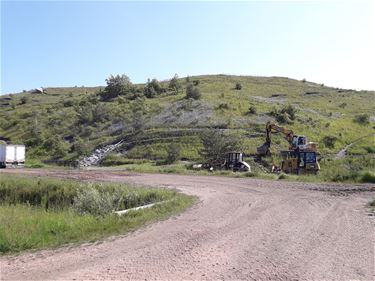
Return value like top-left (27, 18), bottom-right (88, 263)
top-left (1, 169), bottom-right (374, 280)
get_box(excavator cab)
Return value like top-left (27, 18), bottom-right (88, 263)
top-left (291, 136), bottom-right (306, 149)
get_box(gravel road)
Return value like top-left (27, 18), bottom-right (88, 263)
top-left (1, 168), bottom-right (374, 281)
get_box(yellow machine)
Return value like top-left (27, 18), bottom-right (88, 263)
top-left (257, 122), bottom-right (320, 174)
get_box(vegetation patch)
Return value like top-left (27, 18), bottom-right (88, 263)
top-left (0, 175), bottom-right (194, 254)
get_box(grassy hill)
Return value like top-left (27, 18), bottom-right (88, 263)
top-left (0, 75), bottom-right (374, 181)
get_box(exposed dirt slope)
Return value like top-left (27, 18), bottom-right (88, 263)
top-left (1, 169), bottom-right (374, 281)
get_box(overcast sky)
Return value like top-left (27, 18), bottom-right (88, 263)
top-left (1, 0), bottom-right (375, 94)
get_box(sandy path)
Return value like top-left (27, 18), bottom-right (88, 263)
top-left (0, 169), bottom-right (374, 280)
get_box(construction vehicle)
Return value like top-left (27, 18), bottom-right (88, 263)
top-left (257, 122), bottom-right (319, 174)
top-left (223, 152), bottom-right (251, 172)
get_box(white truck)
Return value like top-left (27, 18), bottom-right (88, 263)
top-left (0, 144), bottom-right (25, 168)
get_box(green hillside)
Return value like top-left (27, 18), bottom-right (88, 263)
top-left (0, 75), bottom-right (374, 181)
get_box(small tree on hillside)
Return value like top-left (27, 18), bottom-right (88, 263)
top-left (235, 82), bottom-right (242, 90)
top-left (200, 130), bottom-right (242, 166)
top-left (101, 74), bottom-right (133, 100)
top-left (144, 78), bottom-right (164, 98)
top-left (168, 74), bottom-right (181, 94)
top-left (165, 143), bottom-right (181, 164)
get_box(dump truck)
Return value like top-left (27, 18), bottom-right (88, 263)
top-left (0, 144), bottom-right (25, 168)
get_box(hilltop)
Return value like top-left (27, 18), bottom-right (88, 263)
top-left (0, 74), bottom-right (374, 181)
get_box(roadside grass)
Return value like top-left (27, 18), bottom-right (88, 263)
top-left (107, 155), bottom-right (375, 184)
top-left (370, 199), bottom-right (375, 208)
top-left (0, 175), bottom-right (195, 254)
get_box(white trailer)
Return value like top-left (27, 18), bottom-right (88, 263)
top-left (0, 144), bottom-right (25, 168)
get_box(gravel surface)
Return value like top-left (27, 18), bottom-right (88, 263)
top-left (1, 168), bottom-right (374, 281)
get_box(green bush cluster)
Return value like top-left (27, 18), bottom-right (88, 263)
top-left (269, 105), bottom-right (297, 123)
top-left (186, 83), bottom-right (201, 100)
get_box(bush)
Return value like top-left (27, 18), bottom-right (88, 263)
top-left (359, 171), bottom-right (375, 183)
top-left (165, 143), bottom-right (181, 164)
top-left (353, 114), bottom-right (369, 125)
top-left (73, 186), bottom-right (115, 216)
top-left (269, 106), bottom-right (297, 124)
top-left (217, 103), bottom-right (229, 110)
top-left (144, 78), bottom-right (165, 98)
top-left (20, 96), bottom-right (28, 105)
top-left (235, 82), bottom-right (242, 90)
top-left (248, 105), bottom-right (257, 114)
top-left (168, 74), bottom-right (181, 94)
top-left (270, 107), bottom-right (289, 124)
top-left (281, 105), bottom-right (297, 120)
top-left (63, 100), bottom-right (75, 107)
top-left (186, 84), bottom-right (201, 100)
top-left (322, 136), bottom-right (338, 149)
top-left (101, 74), bottom-right (134, 100)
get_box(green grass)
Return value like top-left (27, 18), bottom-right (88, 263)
top-left (105, 155), bottom-right (374, 184)
top-left (0, 175), bottom-right (195, 254)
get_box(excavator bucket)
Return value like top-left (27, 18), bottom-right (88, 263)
top-left (257, 142), bottom-right (270, 156)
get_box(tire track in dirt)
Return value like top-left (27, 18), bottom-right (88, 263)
top-left (0, 169), bottom-right (374, 280)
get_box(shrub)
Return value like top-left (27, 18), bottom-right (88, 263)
top-left (217, 103), bottom-right (229, 110)
top-left (73, 186), bottom-right (115, 216)
top-left (322, 136), bottom-right (338, 149)
top-left (365, 146), bottom-right (375, 153)
top-left (278, 173), bottom-right (287, 180)
top-left (269, 106), bottom-right (297, 124)
top-left (186, 84), bottom-right (201, 100)
top-left (63, 100), bottom-right (74, 107)
top-left (20, 96), bottom-right (28, 105)
top-left (280, 105), bottom-right (297, 120)
top-left (168, 74), bottom-right (181, 94)
top-left (359, 171), bottom-right (375, 183)
top-left (235, 82), bottom-right (242, 90)
top-left (144, 78), bottom-right (165, 98)
top-left (248, 105), bottom-right (257, 114)
top-left (101, 74), bottom-right (134, 100)
top-left (353, 114), bottom-right (369, 125)
top-left (165, 143), bottom-right (181, 164)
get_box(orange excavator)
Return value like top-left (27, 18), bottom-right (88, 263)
top-left (257, 122), bottom-right (320, 174)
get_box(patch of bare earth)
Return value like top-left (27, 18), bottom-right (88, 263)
top-left (1, 168), bottom-right (374, 280)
